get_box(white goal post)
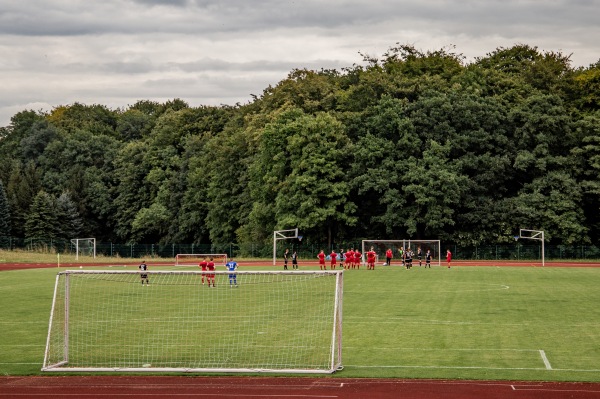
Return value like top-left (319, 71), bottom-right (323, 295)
top-left (273, 228), bottom-right (300, 266)
top-left (361, 240), bottom-right (441, 266)
top-left (43, 270), bottom-right (343, 374)
top-left (517, 229), bottom-right (545, 266)
top-left (70, 238), bottom-right (96, 260)
top-left (175, 253), bottom-right (228, 266)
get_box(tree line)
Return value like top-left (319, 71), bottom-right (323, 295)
top-left (1, 44), bottom-right (599, 251)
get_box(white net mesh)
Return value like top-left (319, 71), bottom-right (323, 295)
top-left (43, 270), bottom-right (343, 373)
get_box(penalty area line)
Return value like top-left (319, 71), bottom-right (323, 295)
top-left (345, 365), bottom-right (548, 371)
top-left (539, 349), bottom-right (552, 370)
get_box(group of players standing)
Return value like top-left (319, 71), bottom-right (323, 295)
top-left (311, 246), bottom-right (432, 270)
top-left (386, 247), bottom-right (434, 269)
top-left (311, 246), bottom-right (435, 270)
top-left (198, 257), bottom-right (239, 287)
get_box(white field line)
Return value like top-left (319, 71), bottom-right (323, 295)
top-left (344, 317), bottom-right (600, 327)
top-left (539, 349), bottom-right (553, 370)
top-left (346, 364), bottom-right (548, 371)
top-left (346, 347), bottom-right (592, 373)
top-left (345, 364), bottom-right (600, 373)
top-left (345, 346), bottom-right (539, 352)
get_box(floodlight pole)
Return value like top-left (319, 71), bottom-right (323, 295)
top-left (273, 228), bottom-right (299, 266)
top-left (519, 229), bottom-right (545, 266)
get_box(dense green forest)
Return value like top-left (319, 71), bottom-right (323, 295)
top-left (1, 44), bottom-right (599, 251)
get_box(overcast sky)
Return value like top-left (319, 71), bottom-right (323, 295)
top-left (1, 0), bottom-right (599, 127)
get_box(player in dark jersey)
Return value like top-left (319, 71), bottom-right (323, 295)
top-left (283, 249), bottom-right (289, 270)
top-left (417, 247), bottom-right (423, 267)
top-left (405, 248), bottom-right (413, 269)
top-left (425, 249), bottom-right (432, 268)
top-left (292, 251), bottom-right (299, 269)
top-left (139, 260), bottom-right (149, 285)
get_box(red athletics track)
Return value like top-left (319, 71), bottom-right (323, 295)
top-left (2, 261), bottom-right (600, 398)
top-left (2, 259), bottom-right (600, 271)
top-left (1, 376), bottom-right (600, 399)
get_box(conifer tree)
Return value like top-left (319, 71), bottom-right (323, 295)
top-left (24, 191), bottom-right (60, 241)
top-left (0, 180), bottom-right (11, 244)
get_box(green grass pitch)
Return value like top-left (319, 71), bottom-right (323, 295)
top-left (0, 264), bottom-right (599, 382)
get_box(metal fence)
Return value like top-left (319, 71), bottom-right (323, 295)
top-left (1, 236), bottom-right (599, 261)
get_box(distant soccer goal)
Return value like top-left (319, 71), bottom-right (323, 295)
top-left (175, 253), bottom-right (228, 266)
top-left (273, 228), bottom-right (300, 265)
top-left (70, 238), bottom-right (96, 260)
top-left (43, 270), bottom-right (344, 374)
top-left (361, 240), bottom-right (441, 266)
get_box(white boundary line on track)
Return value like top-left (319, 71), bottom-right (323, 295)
top-left (511, 384), bottom-right (600, 393)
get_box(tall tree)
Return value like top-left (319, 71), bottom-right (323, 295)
top-left (7, 161), bottom-right (41, 238)
top-left (24, 191), bottom-right (59, 241)
top-left (55, 191), bottom-right (84, 239)
top-left (403, 140), bottom-right (469, 240)
top-left (270, 110), bottom-right (356, 247)
top-left (0, 180), bottom-right (11, 242)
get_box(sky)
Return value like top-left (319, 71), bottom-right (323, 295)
top-left (1, 0), bottom-right (599, 128)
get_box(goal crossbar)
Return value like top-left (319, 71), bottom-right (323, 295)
top-left (43, 270), bottom-right (343, 374)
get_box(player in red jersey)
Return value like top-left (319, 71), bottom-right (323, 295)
top-left (199, 257), bottom-right (208, 285)
top-left (329, 250), bottom-right (338, 269)
top-left (317, 250), bottom-right (326, 270)
top-left (353, 249), bottom-right (361, 269)
top-left (207, 257), bottom-right (216, 287)
top-left (446, 249), bottom-right (452, 268)
top-left (367, 247), bottom-right (376, 270)
top-left (345, 249), bottom-right (354, 269)
top-left (385, 248), bottom-right (393, 266)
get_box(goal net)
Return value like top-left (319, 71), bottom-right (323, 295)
top-left (70, 238), bottom-right (96, 260)
top-left (42, 270), bottom-right (343, 373)
top-left (361, 240), bottom-right (441, 266)
top-left (175, 253), bottom-right (228, 266)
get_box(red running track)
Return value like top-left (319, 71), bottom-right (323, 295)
top-left (2, 259), bottom-right (600, 272)
top-left (1, 376), bottom-right (600, 399)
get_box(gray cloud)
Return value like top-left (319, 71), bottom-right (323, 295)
top-left (1, 0), bottom-right (599, 126)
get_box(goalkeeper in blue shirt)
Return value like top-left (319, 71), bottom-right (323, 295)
top-left (225, 258), bottom-right (238, 287)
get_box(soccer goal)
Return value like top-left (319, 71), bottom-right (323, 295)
top-left (175, 253), bottom-right (228, 266)
top-left (42, 270), bottom-right (343, 374)
top-left (273, 228), bottom-right (300, 265)
top-left (361, 239), bottom-right (441, 266)
top-left (70, 238), bottom-right (96, 260)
